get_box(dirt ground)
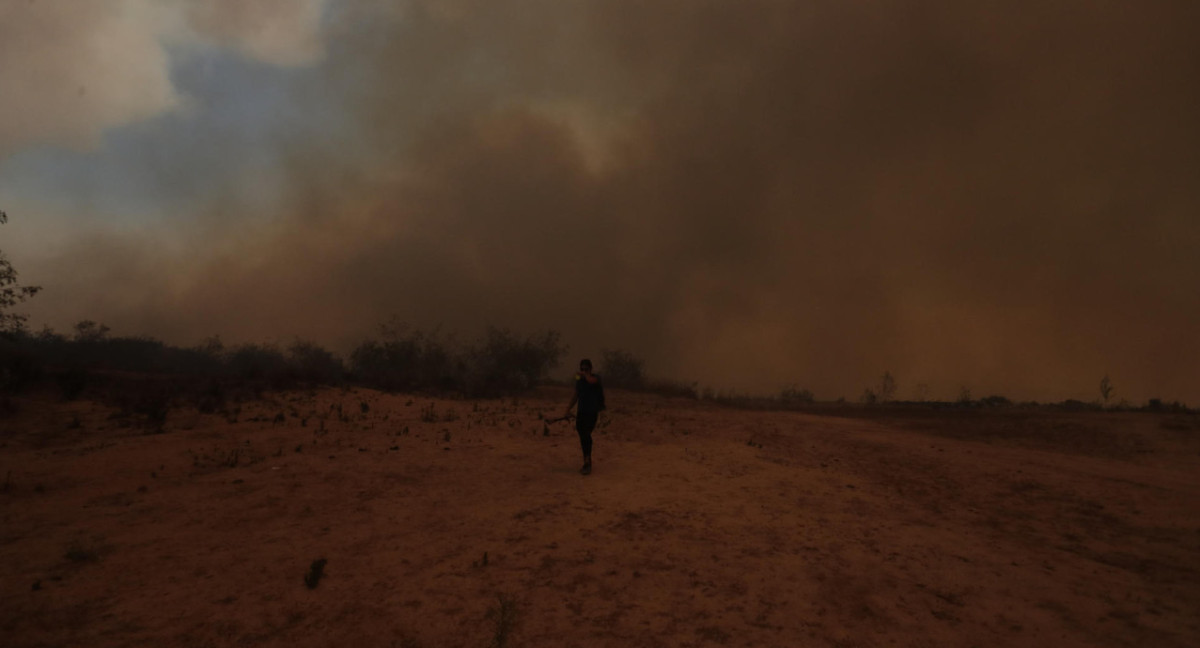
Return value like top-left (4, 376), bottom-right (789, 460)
top-left (2, 385), bottom-right (1198, 647)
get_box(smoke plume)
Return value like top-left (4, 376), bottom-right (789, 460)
top-left (7, 0), bottom-right (1199, 402)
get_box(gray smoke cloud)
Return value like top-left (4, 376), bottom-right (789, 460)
top-left (0, 0), bottom-right (332, 156)
top-left (9, 0), bottom-right (1200, 402)
top-left (0, 0), bottom-right (177, 157)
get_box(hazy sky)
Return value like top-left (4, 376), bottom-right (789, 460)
top-left (1, 0), bottom-right (1197, 403)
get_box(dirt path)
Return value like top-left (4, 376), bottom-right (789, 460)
top-left (2, 387), bottom-right (1198, 647)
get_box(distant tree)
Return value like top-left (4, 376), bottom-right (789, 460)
top-left (957, 385), bottom-right (972, 405)
top-left (913, 382), bottom-right (931, 403)
top-left (0, 210), bottom-right (41, 335)
top-left (877, 371), bottom-right (897, 403)
top-left (1100, 374), bottom-right (1114, 406)
top-left (194, 335), bottom-right (225, 358)
top-left (73, 320), bottom-right (111, 342)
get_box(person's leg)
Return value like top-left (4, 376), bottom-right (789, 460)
top-left (579, 429), bottom-right (593, 459)
top-left (576, 413), bottom-right (597, 474)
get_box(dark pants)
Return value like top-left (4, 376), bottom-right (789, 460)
top-left (576, 412), bottom-right (598, 458)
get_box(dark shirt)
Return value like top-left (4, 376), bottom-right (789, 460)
top-left (575, 375), bottom-right (606, 415)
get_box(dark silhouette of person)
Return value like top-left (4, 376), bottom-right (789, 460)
top-left (564, 358), bottom-right (605, 475)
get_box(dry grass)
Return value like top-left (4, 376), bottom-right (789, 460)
top-left (1, 385), bottom-right (1197, 647)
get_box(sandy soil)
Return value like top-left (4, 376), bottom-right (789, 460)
top-left (2, 385), bottom-right (1198, 647)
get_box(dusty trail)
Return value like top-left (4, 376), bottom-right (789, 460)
top-left (2, 386), bottom-right (1198, 647)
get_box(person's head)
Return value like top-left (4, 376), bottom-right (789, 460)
top-left (579, 358), bottom-right (593, 374)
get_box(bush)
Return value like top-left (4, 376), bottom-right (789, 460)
top-left (600, 349), bottom-right (645, 389)
top-left (979, 395), bottom-right (1012, 408)
top-left (100, 376), bottom-right (178, 431)
top-left (11, 324), bottom-right (225, 377)
top-left (228, 344), bottom-right (290, 385)
top-left (350, 323), bottom-right (565, 397)
top-left (288, 340), bottom-right (345, 385)
top-left (1146, 398), bottom-right (1190, 413)
top-left (56, 367), bottom-right (89, 400)
top-left (779, 385), bottom-right (814, 404)
top-left (1056, 399), bottom-right (1101, 412)
top-left (593, 349), bottom-right (698, 398)
top-left (1, 317), bottom-right (573, 401)
top-left (465, 328), bottom-right (565, 396)
top-left (349, 325), bottom-right (459, 392)
top-left (0, 336), bottom-right (42, 395)
top-left (137, 386), bottom-right (173, 431)
top-left (195, 378), bottom-right (226, 414)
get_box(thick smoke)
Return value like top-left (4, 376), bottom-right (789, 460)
top-left (8, 0), bottom-right (1200, 401)
top-left (0, 1), bottom-right (178, 156)
top-left (0, 0), bottom-right (330, 155)
top-left (185, 0), bottom-right (329, 66)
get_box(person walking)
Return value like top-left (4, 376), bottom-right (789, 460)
top-left (564, 358), bottom-right (605, 475)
